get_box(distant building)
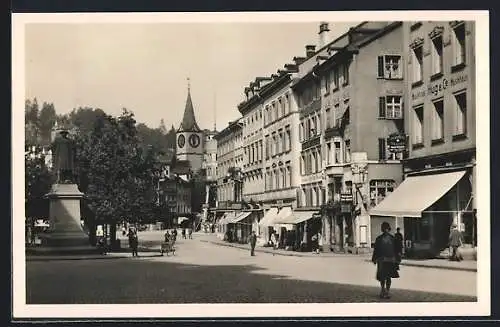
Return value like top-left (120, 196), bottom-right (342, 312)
top-left (201, 129), bottom-right (218, 222)
top-left (258, 63), bottom-right (301, 246)
top-left (213, 119), bottom-right (245, 239)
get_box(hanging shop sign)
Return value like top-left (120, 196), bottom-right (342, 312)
top-left (387, 133), bottom-right (407, 153)
top-left (340, 192), bottom-right (353, 203)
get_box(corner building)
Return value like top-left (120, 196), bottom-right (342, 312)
top-left (291, 22), bottom-right (406, 253)
top-left (371, 21), bottom-right (476, 259)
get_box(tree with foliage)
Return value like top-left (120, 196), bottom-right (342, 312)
top-left (25, 98), bottom-right (40, 145)
top-left (39, 102), bottom-right (57, 145)
top-left (74, 109), bottom-right (159, 246)
top-left (68, 107), bottom-right (107, 133)
top-left (25, 148), bottom-right (53, 220)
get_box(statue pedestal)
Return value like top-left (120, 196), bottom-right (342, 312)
top-left (34, 184), bottom-right (98, 255)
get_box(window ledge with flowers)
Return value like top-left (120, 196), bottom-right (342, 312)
top-left (320, 200), bottom-right (341, 215)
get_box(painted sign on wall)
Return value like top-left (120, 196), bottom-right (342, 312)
top-left (412, 74), bottom-right (468, 100)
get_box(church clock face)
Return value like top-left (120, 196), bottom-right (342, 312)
top-left (189, 134), bottom-right (200, 148)
top-left (177, 135), bottom-right (185, 148)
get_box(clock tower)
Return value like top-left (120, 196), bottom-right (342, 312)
top-left (176, 79), bottom-right (204, 172)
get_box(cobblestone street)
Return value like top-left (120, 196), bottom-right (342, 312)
top-left (26, 231), bottom-right (477, 304)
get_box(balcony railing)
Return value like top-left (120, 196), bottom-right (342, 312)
top-left (261, 188), bottom-right (297, 202)
top-left (300, 98), bottom-right (322, 116)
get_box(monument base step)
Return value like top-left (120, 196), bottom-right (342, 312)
top-left (26, 245), bottom-right (101, 256)
top-left (40, 232), bottom-right (92, 247)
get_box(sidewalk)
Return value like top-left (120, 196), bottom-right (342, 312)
top-left (199, 234), bottom-right (477, 272)
top-left (26, 252), bottom-right (160, 261)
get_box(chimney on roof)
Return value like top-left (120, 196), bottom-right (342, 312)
top-left (318, 22), bottom-right (330, 48)
top-left (293, 56), bottom-right (306, 66)
top-left (305, 45), bottom-right (316, 58)
top-left (284, 63), bottom-right (298, 73)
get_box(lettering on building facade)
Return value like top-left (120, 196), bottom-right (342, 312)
top-left (411, 74), bottom-right (468, 100)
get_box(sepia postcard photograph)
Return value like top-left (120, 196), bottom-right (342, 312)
top-left (12, 10), bottom-right (490, 319)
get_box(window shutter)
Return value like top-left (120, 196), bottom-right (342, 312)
top-left (377, 56), bottom-right (384, 78)
top-left (379, 96), bottom-right (386, 118)
top-left (378, 138), bottom-right (386, 160)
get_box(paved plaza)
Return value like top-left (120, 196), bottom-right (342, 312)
top-left (26, 231), bottom-right (477, 304)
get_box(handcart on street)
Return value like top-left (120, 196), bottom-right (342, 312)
top-left (160, 238), bottom-right (176, 256)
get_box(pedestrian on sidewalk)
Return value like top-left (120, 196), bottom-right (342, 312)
top-left (270, 232), bottom-right (278, 254)
top-left (372, 222), bottom-right (399, 299)
top-left (172, 228), bottom-right (177, 241)
top-left (182, 228), bottom-right (187, 239)
top-left (188, 228), bottom-right (193, 239)
top-left (249, 231), bottom-right (257, 256)
top-left (311, 232), bottom-right (321, 254)
top-left (449, 224), bottom-right (463, 261)
top-left (394, 227), bottom-right (404, 262)
top-left (128, 227), bottom-right (139, 257)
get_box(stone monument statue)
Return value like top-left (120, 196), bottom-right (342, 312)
top-left (35, 130), bottom-right (97, 255)
top-left (52, 130), bottom-right (76, 184)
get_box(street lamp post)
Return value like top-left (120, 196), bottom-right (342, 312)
top-left (350, 152), bottom-right (368, 251)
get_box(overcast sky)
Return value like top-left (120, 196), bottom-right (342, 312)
top-left (25, 22), bottom-right (358, 131)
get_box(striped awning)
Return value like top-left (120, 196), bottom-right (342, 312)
top-left (274, 210), bottom-right (317, 224)
top-left (218, 212), bottom-right (236, 225)
top-left (258, 207), bottom-right (279, 227)
top-left (230, 211), bottom-right (252, 224)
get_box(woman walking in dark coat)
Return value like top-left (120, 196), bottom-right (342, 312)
top-left (372, 222), bottom-right (400, 299)
top-left (128, 227), bottom-right (139, 257)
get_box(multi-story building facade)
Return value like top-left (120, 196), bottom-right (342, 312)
top-left (215, 119), bottom-right (244, 209)
top-left (244, 65), bottom-right (301, 246)
top-left (213, 119), bottom-right (245, 239)
top-left (201, 129), bottom-right (218, 223)
top-left (291, 21), bottom-right (406, 253)
top-left (239, 78), bottom-right (272, 204)
top-left (371, 21), bottom-right (476, 259)
top-left (170, 159), bottom-right (193, 226)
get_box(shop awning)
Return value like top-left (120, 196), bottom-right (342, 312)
top-left (218, 212), bottom-right (235, 225)
top-left (275, 210), bottom-right (317, 224)
top-left (273, 206), bottom-right (292, 224)
top-left (370, 170), bottom-right (466, 218)
top-left (230, 211), bottom-right (252, 224)
top-left (258, 207), bottom-right (279, 226)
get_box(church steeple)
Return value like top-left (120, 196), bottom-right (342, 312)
top-left (178, 78), bottom-right (201, 132)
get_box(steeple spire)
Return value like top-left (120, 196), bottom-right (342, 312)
top-left (213, 92), bottom-right (217, 132)
top-left (178, 78), bottom-right (201, 132)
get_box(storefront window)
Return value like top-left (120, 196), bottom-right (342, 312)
top-left (369, 180), bottom-right (396, 207)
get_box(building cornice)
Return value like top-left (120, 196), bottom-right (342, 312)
top-left (259, 74), bottom-right (292, 100)
top-left (214, 121), bottom-right (243, 141)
